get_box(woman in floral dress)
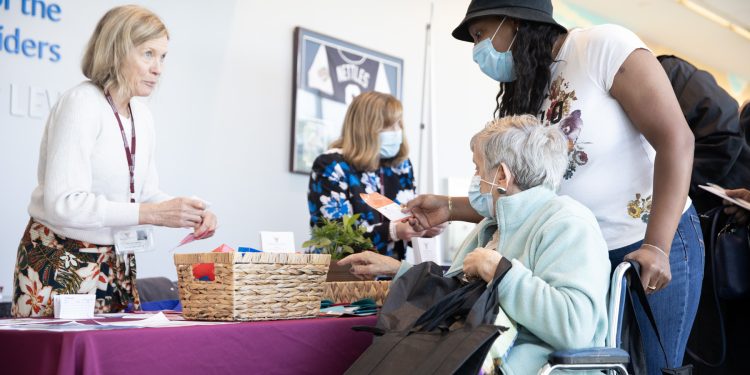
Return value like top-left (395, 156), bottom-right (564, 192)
top-left (307, 92), bottom-right (442, 260)
top-left (12, 5), bottom-right (217, 317)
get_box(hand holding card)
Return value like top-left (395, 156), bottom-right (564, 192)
top-left (360, 192), bottom-right (412, 221)
top-left (699, 183), bottom-right (750, 211)
top-left (170, 226), bottom-right (217, 253)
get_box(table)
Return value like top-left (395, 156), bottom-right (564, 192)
top-left (0, 315), bottom-right (376, 375)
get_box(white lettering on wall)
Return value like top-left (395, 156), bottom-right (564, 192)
top-left (9, 83), bottom-right (59, 118)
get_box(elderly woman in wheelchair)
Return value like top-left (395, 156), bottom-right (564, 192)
top-left (340, 115), bottom-right (611, 374)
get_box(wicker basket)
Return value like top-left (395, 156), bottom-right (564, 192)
top-left (174, 252), bottom-right (330, 321)
top-left (323, 280), bottom-right (391, 305)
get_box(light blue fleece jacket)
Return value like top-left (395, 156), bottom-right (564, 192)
top-left (396, 186), bottom-right (610, 374)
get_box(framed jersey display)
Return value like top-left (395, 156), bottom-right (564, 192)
top-left (290, 27), bottom-right (404, 174)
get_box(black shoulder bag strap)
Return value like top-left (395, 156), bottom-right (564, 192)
top-left (626, 260), bottom-right (694, 375)
top-left (684, 207), bottom-right (727, 368)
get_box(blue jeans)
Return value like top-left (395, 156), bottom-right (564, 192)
top-left (608, 205), bottom-right (704, 375)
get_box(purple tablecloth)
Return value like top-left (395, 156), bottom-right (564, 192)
top-left (1, 315), bottom-right (376, 375)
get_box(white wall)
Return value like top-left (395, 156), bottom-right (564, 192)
top-left (0, 0), bottom-right (498, 296)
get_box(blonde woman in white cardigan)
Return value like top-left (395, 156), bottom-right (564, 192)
top-left (12, 5), bottom-right (216, 317)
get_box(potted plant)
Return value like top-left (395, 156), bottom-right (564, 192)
top-left (303, 214), bottom-right (374, 281)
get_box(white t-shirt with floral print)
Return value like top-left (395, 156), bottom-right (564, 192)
top-left (537, 24), bottom-right (690, 249)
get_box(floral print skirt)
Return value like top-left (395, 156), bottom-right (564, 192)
top-left (11, 219), bottom-right (140, 317)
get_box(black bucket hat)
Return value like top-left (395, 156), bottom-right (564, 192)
top-left (452, 0), bottom-right (567, 42)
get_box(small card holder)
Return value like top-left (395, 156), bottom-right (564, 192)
top-left (114, 225), bottom-right (156, 254)
top-left (413, 237), bottom-right (440, 264)
top-left (54, 294), bottom-right (95, 319)
top-left (260, 231), bottom-right (296, 253)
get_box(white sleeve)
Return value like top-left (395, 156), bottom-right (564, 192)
top-left (42, 91), bottom-right (140, 229)
top-left (584, 24), bottom-right (650, 92)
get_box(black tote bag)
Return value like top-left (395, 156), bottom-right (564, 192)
top-left (345, 261), bottom-right (510, 375)
top-left (684, 207), bottom-right (750, 368)
top-left (707, 207), bottom-right (750, 300)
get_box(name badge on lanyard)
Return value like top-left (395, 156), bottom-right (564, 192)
top-left (114, 225), bottom-right (156, 254)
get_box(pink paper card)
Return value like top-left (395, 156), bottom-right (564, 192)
top-left (170, 230), bottom-right (214, 253)
top-left (360, 192), bottom-right (411, 221)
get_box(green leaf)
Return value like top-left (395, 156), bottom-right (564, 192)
top-left (305, 214), bottom-right (373, 258)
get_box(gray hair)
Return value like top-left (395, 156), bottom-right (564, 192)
top-left (470, 115), bottom-right (568, 191)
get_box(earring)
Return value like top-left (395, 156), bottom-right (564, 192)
top-left (497, 185), bottom-right (507, 194)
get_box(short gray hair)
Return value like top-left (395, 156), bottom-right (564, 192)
top-left (470, 115), bottom-right (568, 191)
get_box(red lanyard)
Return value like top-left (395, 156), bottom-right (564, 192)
top-left (104, 92), bottom-right (136, 203)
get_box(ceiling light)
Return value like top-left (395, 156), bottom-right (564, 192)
top-left (676, 0), bottom-right (750, 41)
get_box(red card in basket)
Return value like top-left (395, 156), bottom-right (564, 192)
top-left (360, 192), bottom-right (411, 221)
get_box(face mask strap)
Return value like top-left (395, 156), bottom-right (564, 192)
top-left (507, 30), bottom-right (518, 52)
top-left (480, 165), bottom-right (501, 191)
top-left (489, 17), bottom-right (506, 42)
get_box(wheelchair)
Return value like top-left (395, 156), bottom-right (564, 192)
top-left (538, 262), bottom-right (632, 374)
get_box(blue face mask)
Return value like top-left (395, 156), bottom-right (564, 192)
top-left (472, 18), bottom-right (517, 83)
top-left (467, 167), bottom-right (501, 218)
top-left (379, 130), bottom-right (402, 158)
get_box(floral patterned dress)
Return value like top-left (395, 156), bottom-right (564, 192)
top-left (12, 220), bottom-right (140, 317)
top-left (307, 150), bottom-right (416, 259)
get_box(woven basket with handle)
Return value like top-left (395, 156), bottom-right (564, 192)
top-left (174, 252), bottom-right (330, 321)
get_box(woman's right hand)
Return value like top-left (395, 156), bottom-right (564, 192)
top-left (337, 251), bottom-right (401, 280)
top-left (194, 210), bottom-right (218, 239)
top-left (624, 245), bottom-right (672, 294)
top-left (139, 197), bottom-right (207, 228)
top-left (724, 188), bottom-right (750, 225)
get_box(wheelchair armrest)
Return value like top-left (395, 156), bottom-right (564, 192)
top-left (548, 347), bottom-right (629, 365)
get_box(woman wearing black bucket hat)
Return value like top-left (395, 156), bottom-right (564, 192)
top-left (405, 0), bottom-right (703, 374)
